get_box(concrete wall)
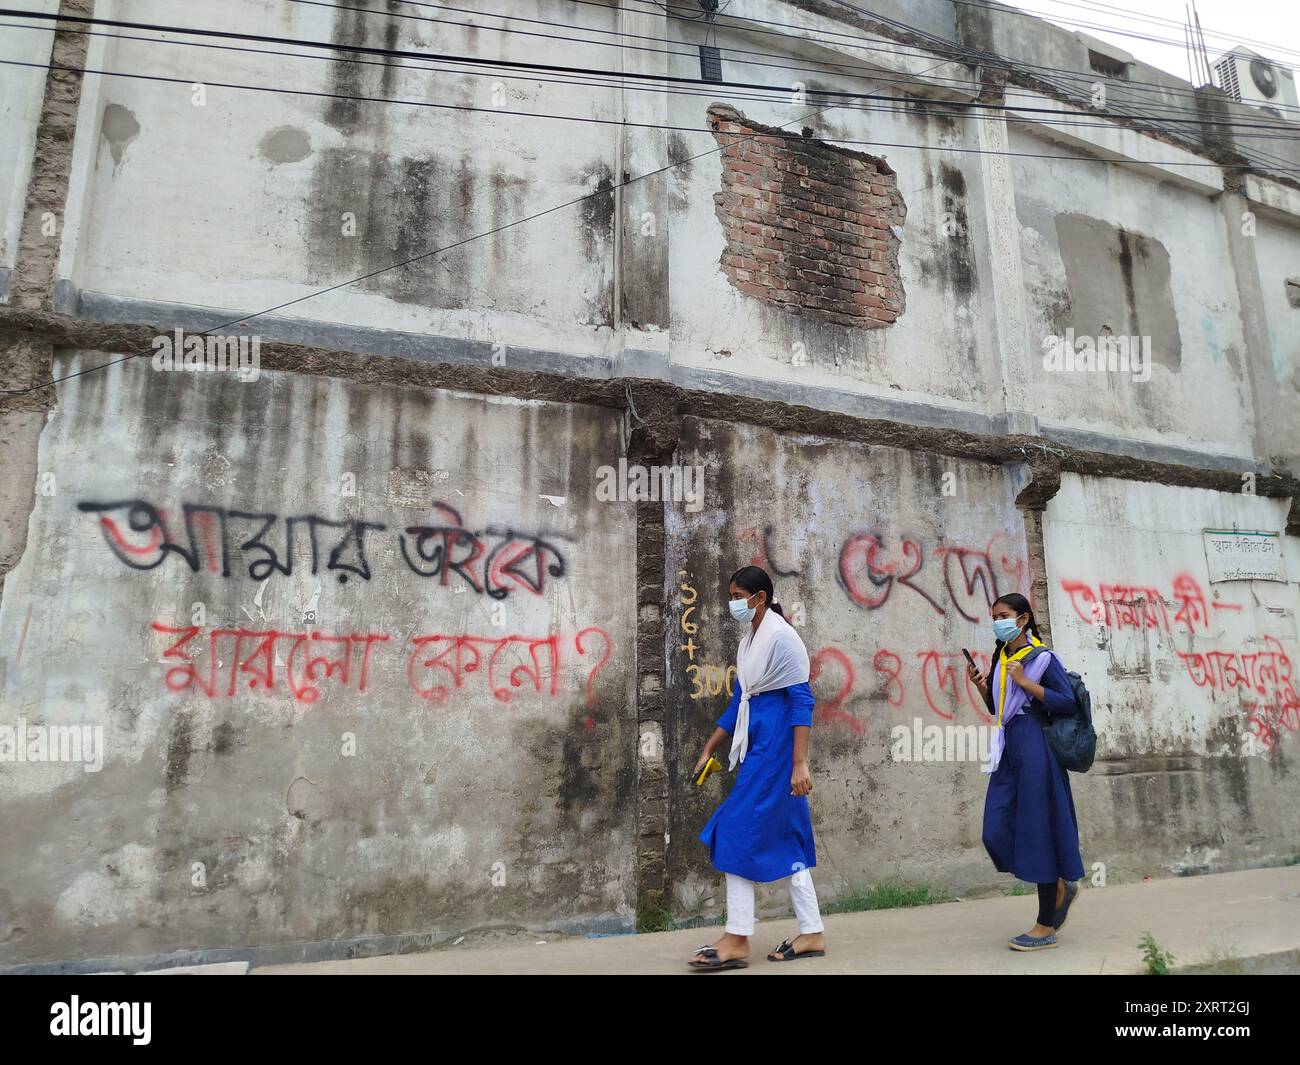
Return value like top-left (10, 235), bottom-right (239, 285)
top-left (27, 0), bottom-right (1292, 465)
top-left (0, 354), bottom-right (637, 965)
top-left (0, 0), bottom-right (1297, 966)
top-left (1043, 474), bottom-right (1300, 877)
top-left (1252, 209), bottom-right (1300, 462)
top-left (1009, 123), bottom-right (1256, 458)
top-left (60, 0), bottom-right (623, 359)
top-left (666, 418), bottom-right (1035, 911)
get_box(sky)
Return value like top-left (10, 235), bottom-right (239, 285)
top-left (1005, 0), bottom-right (1299, 82)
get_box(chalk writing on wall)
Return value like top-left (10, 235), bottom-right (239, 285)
top-left (677, 570), bottom-right (738, 700)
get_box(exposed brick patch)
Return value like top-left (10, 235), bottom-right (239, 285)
top-left (707, 104), bottom-right (906, 328)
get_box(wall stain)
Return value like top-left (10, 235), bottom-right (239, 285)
top-left (163, 712), bottom-right (194, 793)
top-left (100, 104), bottom-right (140, 170)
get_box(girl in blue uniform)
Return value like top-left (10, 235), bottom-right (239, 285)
top-left (688, 566), bottom-right (825, 970)
top-left (968, 593), bottom-right (1084, 951)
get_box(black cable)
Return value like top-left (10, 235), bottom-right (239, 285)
top-left (3, 54), bottom-right (958, 396)
top-left (949, 0), bottom-right (1300, 65)
top-left (3, 8), bottom-right (1295, 139)
top-left (287, 0), bottom-right (1300, 125)
top-left (7, 19), bottom-right (1298, 143)
top-left (824, 0), bottom-right (1300, 181)
top-left (390, 0), bottom-right (1300, 107)
top-left (1, 54), bottom-right (1290, 167)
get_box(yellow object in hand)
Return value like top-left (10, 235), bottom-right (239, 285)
top-left (694, 756), bottom-right (723, 786)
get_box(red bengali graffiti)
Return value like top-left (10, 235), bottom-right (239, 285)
top-left (1060, 572), bottom-right (1241, 633)
top-left (872, 649), bottom-right (904, 708)
top-left (575, 626), bottom-right (613, 708)
top-left (810, 647), bottom-right (863, 733)
top-left (916, 649), bottom-right (993, 722)
top-left (794, 645), bottom-right (1006, 732)
top-left (839, 533), bottom-right (1026, 619)
top-left (1179, 635), bottom-right (1300, 750)
top-left (151, 623), bottom-right (389, 702)
top-left (408, 633), bottom-right (562, 704)
top-left (151, 622), bottom-right (613, 708)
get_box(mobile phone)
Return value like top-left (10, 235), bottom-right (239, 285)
top-left (694, 756), bottom-right (723, 786)
top-left (961, 648), bottom-right (977, 671)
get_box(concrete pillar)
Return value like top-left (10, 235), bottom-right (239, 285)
top-left (1219, 187), bottom-right (1288, 473)
top-left (973, 76), bottom-right (1039, 437)
top-left (1, 0), bottom-right (95, 602)
top-left (626, 378), bottom-right (681, 929)
top-left (9, 0), bottom-right (95, 311)
top-left (614, 1), bottom-right (672, 381)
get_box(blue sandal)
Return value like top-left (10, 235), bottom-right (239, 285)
top-left (1009, 932), bottom-right (1058, 951)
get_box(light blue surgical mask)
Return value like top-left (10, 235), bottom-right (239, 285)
top-left (729, 592), bottom-right (759, 623)
top-left (993, 617), bottom-right (1025, 643)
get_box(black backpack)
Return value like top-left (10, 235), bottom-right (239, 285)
top-left (1021, 647), bottom-right (1097, 773)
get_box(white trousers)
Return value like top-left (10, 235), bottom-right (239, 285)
top-left (724, 871), bottom-right (825, 936)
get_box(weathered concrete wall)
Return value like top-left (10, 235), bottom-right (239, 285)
top-left (60, 0), bottom-right (622, 357)
top-left (663, 422), bottom-right (1299, 921)
top-left (0, 355), bottom-right (637, 965)
top-left (1, 0), bottom-right (1298, 965)
top-left (1252, 210), bottom-right (1300, 464)
top-left (10, 0), bottom-right (1293, 468)
top-left (1010, 123), bottom-right (1258, 459)
top-left (665, 417), bottom-right (1036, 915)
top-left (1044, 474), bottom-right (1300, 877)
top-left (668, 49), bottom-right (1002, 416)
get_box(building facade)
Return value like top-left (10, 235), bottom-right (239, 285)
top-left (0, 0), bottom-right (1297, 969)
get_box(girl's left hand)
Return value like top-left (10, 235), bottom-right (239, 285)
top-left (1006, 660), bottom-right (1029, 689)
top-left (791, 760), bottom-right (812, 797)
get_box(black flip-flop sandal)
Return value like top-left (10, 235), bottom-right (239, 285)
top-left (689, 946), bottom-right (749, 971)
top-left (767, 938), bottom-right (826, 962)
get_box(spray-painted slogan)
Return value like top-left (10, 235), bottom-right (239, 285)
top-left (78, 499), bottom-right (565, 596)
top-left (149, 622), bottom-right (613, 707)
top-left (75, 497), bottom-right (615, 708)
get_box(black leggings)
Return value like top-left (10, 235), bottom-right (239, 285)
top-left (1036, 882), bottom-right (1059, 927)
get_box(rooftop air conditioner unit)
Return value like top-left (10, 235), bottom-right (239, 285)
top-left (1214, 47), bottom-right (1298, 118)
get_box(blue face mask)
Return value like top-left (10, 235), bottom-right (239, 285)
top-left (993, 617), bottom-right (1025, 643)
top-left (729, 592), bottom-right (758, 623)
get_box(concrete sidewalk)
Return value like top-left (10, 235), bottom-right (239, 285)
top-left (255, 866), bottom-right (1300, 975)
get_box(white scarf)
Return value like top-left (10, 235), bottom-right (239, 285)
top-left (729, 609), bottom-right (811, 770)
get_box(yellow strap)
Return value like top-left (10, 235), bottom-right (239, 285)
top-left (996, 634), bottom-right (1043, 728)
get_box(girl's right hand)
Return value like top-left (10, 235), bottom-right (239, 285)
top-left (967, 661), bottom-right (989, 697)
top-left (693, 753), bottom-right (711, 777)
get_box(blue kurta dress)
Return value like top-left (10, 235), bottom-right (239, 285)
top-left (699, 681), bottom-right (817, 883)
top-left (981, 652), bottom-right (1086, 884)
